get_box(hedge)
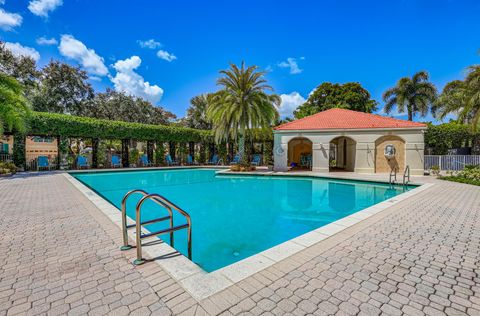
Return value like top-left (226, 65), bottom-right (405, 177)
top-left (424, 122), bottom-right (479, 155)
top-left (26, 112), bottom-right (210, 142)
top-left (24, 112), bottom-right (274, 142)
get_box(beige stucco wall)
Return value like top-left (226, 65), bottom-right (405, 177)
top-left (0, 135), bottom-right (14, 154)
top-left (274, 128), bottom-right (425, 175)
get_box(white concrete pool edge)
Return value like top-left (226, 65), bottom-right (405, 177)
top-left (63, 172), bottom-right (434, 301)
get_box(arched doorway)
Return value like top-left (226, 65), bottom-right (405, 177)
top-left (375, 135), bottom-right (405, 173)
top-left (287, 137), bottom-right (312, 170)
top-left (329, 137), bottom-right (356, 172)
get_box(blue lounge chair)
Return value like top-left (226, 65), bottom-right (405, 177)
top-left (230, 154), bottom-right (241, 165)
top-left (37, 156), bottom-right (51, 170)
top-left (166, 154), bottom-right (178, 166)
top-left (141, 154), bottom-right (154, 167)
top-left (186, 154), bottom-right (198, 165)
top-left (208, 154), bottom-right (220, 165)
top-left (251, 154), bottom-right (261, 166)
top-left (111, 155), bottom-right (121, 168)
top-left (77, 156), bottom-right (90, 169)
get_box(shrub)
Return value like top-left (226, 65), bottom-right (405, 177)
top-left (0, 162), bottom-right (17, 175)
top-left (441, 165), bottom-right (480, 186)
top-left (430, 165), bottom-right (440, 176)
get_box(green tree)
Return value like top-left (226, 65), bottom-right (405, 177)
top-left (207, 62), bottom-right (280, 158)
top-left (183, 94), bottom-right (212, 129)
top-left (383, 71), bottom-right (437, 121)
top-left (433, 66), bottom-right (480, 130)
top-left (31, 61), bottom-right (94, 115)
top-left (0, 42), bottom-right (40, 96)
top-left (87, 89), bottom-right (175, 125)
top-left (0, 74), bottom-right (30, 134)
top-left (294, 82), bottom-right (377, 119)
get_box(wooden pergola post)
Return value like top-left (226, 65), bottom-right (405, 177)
top-left (56, 136), bottom-right (61, 170)
top-left (92, 138), bottom-right (99, 168)
top-left (169, 142), bottom-right (176, 161)
top-left (147, 140), bottom-right (154, 162)
top-left (121, 139), bottom-right (129, 167)
top-left (188, 142), bottom-right (195, 163)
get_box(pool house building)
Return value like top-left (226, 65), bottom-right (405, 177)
top-left (273, 108), bottom-right (427, 175)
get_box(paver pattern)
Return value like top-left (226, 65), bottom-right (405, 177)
top-left (0, 172), bottom-right (479, 316)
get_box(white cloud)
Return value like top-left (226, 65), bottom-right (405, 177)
top-left (111, 56), bottom-right (164, 104)
top-left (4, 42), bottom-right (40, 61)
top-left (278, 57), bottom-right (303, 74)
top-left (156, 49), bottom-right (177, 62)
top-left (138, 39), bottom-right (161, 49)
top-left (28, 0), bottom-right (63, 17)
top-left (58, 35), bottom-right (109, 76)
top-left (0, 8), bottom-right (22, 31)
top-left (36, 36), bottom-right (57, 46)
top-left (278, 92), bottom-right (306, 118)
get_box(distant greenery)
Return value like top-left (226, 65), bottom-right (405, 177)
top-left (441, 165), bottom-right (480, 186)
top-left (294, 82), bottom-right (377, 119)
top-left (383, 71), bottom-right (437, 121)
top-left (0, 73), bottom-right (30, 134)
top-left (207, 62), bottom-right (279, 159)
top-left (433, 66), bottom-right (480, 131)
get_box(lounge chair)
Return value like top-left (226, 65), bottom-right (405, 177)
top-left (141, 154), bottom-right (154, 167)
top-left (37, 156), bottom-right (51, 170)
top-left (230, 154), bottom-right (241, 165)
top-left (251, 154), bottom-right (261, 166)
top-left (186, 154), bottom-right (198, 165)
top-left (111, 155), bottom-right (121, 168)
top-left (165, 154), bottom-right (178, 166)
top-left (77, 156), bottom-right (90, 169)
top-left (208, 154), bottom-right (221, 165)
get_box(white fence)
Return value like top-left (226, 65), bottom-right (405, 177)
top-left (425, 155), bottom-right (480, 171)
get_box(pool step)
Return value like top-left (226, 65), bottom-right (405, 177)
top-left (120, 189), bottom-right (192, 265)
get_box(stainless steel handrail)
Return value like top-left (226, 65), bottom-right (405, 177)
top-left (389, 168), bottom-right (397, 185)
top-left (120, 189), bottom-right (174, 251)
top-left (403, 165), bottom-right (410, 186)
top-left (134, 193), bottom-right (192, 265)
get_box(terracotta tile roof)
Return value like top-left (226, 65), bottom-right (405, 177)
top-left (275, 108), bottom-right (427, 131)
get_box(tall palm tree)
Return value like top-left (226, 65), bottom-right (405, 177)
top-left (433, 66), bottom-right (480, 130)
top-left (207, 62), bottom-right (280, 159)
top-left (383, 71), bottom-right (437, 121)
top-left (0, 73), bottom-right (30, 134)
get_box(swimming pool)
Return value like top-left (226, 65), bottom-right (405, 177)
top-left (73, 168), bottom-right (414, 272)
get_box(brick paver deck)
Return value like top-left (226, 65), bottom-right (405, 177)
top-left (0, 173), bottom-right (479, 315)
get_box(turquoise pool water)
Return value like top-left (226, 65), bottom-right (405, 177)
top-left (73, 168), bottom-right (414, 272)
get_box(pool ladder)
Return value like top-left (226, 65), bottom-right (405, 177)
top-left (389, 168), bottom-right (397, 185)
top-left (389, 165), bottom-right (410, 186)
top-left (120, 189), bottom-right (192, 265)
top-left (403, 165), bottom-right (410, 186)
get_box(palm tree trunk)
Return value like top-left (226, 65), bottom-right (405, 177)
top-left (408, 109), bottom-right (413, 121)
top-left (238, 134), bottom-right (245, 158)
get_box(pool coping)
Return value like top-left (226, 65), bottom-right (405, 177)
top-left (63, 170), bottom-right (434, 301)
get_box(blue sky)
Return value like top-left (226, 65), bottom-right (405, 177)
top-left (1, 0), bottom-right (479, 122)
